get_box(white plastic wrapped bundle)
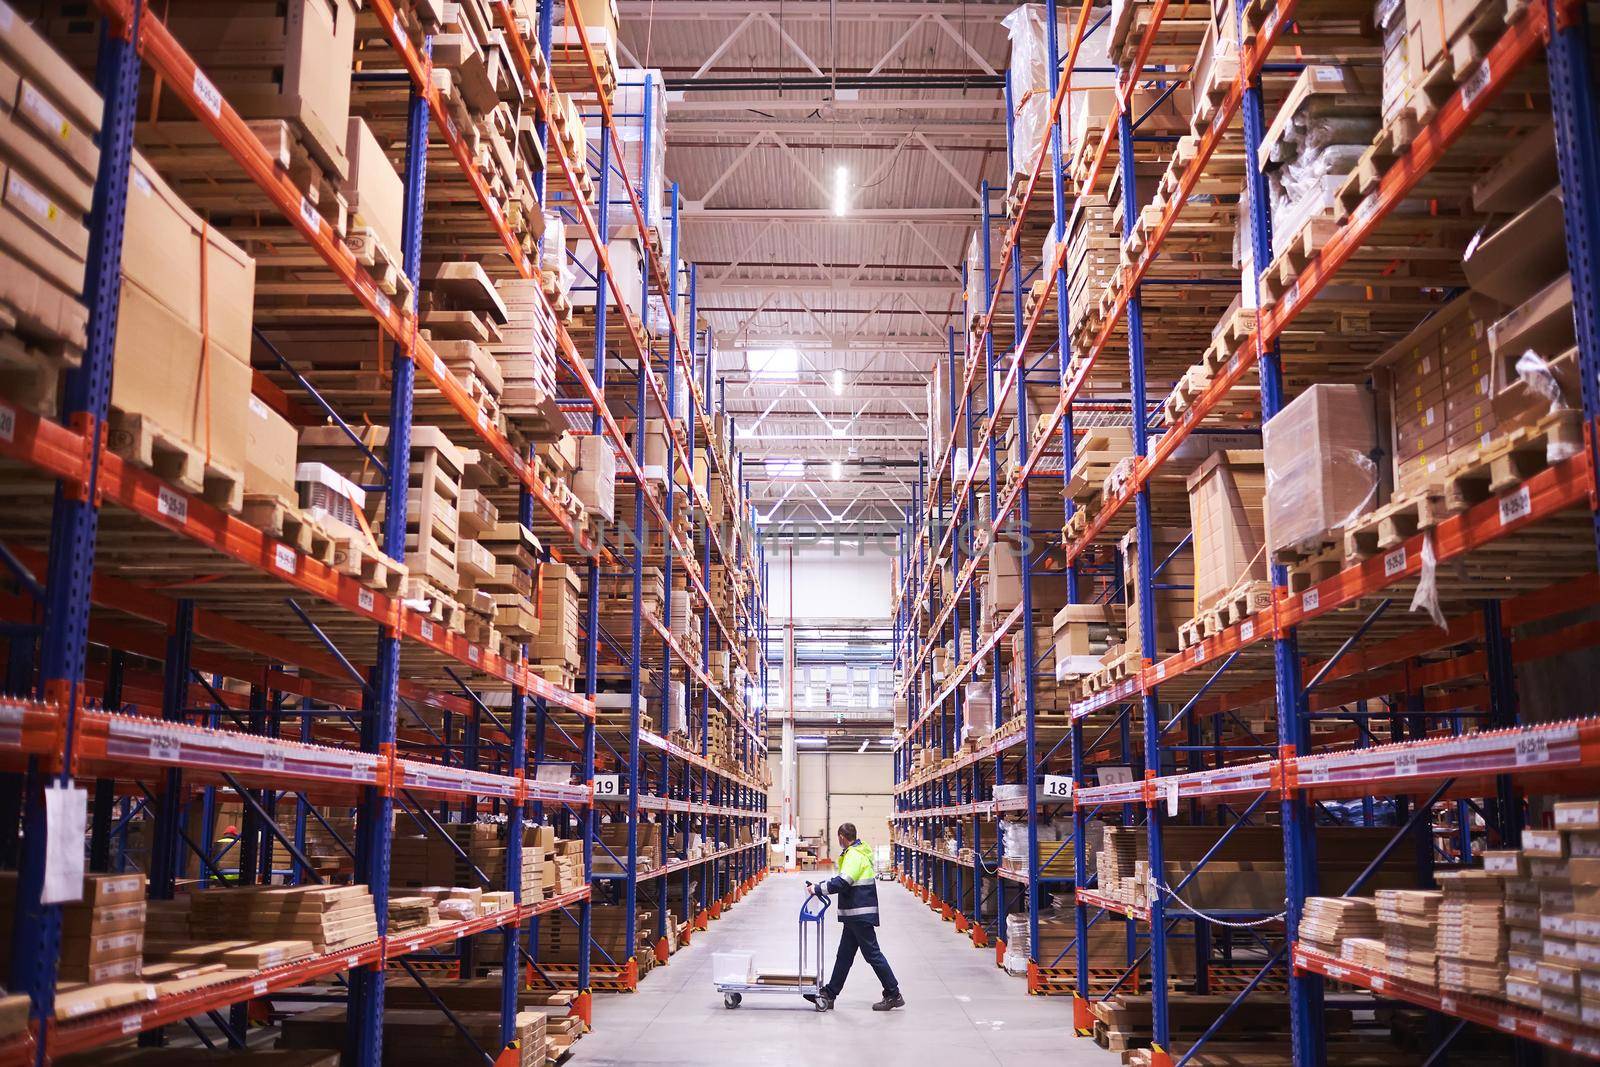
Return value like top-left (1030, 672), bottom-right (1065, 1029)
top-left (965, 679), bottom-right (994, 726)
top-left (1003, 5), bottom-right (1053, 186)
top-left (1000, 820), bottom-right (1030, 860)
top-left (1002, 912), bottom-right (1031, 975)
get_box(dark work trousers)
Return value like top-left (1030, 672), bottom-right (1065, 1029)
top-left (823, 920), bottom-right (899, 998)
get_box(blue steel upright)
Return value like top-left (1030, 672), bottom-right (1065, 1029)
top-left (1116, 95), bottom-right (1172, 1056)
top-left (1233, 0), bottom-right (1323, 1058)
top-left (349, 45), bottom-right (429, 1065)
top-left (13, 5), bottom-right (141, 1051)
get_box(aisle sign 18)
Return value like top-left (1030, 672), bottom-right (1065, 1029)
top-left (1041, 775), bottom-right (1073, 800)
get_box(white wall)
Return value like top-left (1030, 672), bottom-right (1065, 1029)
top-left (768, 552), bottom-right (893, 620)
top-left (768, 751), bottom-right (893, 860)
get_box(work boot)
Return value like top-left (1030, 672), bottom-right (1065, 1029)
top-left (872, 991), bottom-right (905, 1011)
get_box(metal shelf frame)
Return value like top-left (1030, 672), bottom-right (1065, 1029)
top-left (0, 1), bottom-right (770, 1063)
top-left (891, 0), bottom-right (1600, 1062)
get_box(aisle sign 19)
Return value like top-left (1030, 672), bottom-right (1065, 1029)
top-left (594, 774), bottom-right (621, 798)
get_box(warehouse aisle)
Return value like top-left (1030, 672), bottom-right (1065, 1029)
top-left (580, 870), bottom-right (1115, 1066)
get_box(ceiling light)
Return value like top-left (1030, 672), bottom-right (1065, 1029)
top-left (832, 165), bottom-right (849, 217)
top-left (831, 368), bottom-right (844, 394)
top-left (830, 460), bottom-right (843, 480)
top-left (796, 736), bottom-right (828, 747)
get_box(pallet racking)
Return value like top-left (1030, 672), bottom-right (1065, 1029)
top-left (892, 0), bottom-right (1600, 1061)
top-left (0, 1), bottom-right (768, 1063)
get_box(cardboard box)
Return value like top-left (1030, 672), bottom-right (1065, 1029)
top-left (155, 0), bottom-right (356, 180)
top-left (124, 152), bottom-right (256, 360)
top-left (344, 115), bottom-right (403, 258)
top-left (1263, 384), bottom-right (1378, 556)
top-left (1463, 187), bottom-right (1566, 306)
top-left (245, 395), bottom-right (299, 504)
top-left (1186, 450), bottom-right (1267, 613)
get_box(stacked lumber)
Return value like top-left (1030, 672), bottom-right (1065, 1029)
top-left (1300, 896), bottom-right (1379, 957)
top-left (1435, 869), bottom-right (1508, 995)
top-left (188, 885), bottom-right (378, 954)
top-left (1375, 889), bottom-right (1441, 984)
top-left (386, 896), bottom-right (438, 932)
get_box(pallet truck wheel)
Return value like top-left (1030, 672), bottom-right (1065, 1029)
top-left (724, 993), bottom-right (742, 1008)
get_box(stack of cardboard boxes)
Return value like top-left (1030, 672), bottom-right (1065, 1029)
top-left (0, 873), bottom-right (148, 986)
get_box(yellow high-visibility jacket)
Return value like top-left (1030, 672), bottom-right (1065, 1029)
top-left (814, 840), bottom-right (881, 925)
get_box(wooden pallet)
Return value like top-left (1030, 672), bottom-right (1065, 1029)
top-left (528, 661), bottom-right (577, 692)
top-left (107, 411), bottom-right (244, 515)
top-left (403, 578), bottom-right (467, 635)
top-left (0, 332), bottom-right (69, 416)
top-left (343, 226), bottom-right (415, 305)
top-left (1343, 491), bottom-right (1446, 563)
top-left (1440, 409), bottom-right (1584, 515)
top-left (240, 494), bottom-right (338, 565)
top-left (323, 520), bottom-right (408, 596)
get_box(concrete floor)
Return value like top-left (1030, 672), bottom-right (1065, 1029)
top-left (579, 870), bottom-right (1118, 1066)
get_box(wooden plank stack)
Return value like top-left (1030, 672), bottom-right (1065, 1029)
top-left (1299, 896), bottom-right (1379, 957)
top-left (1375, 888), bottom-right (1441, 984)
top-left (1435, 869), bottom-right (1508, 995)
top-left (187, 884), bottom-right (379, 954)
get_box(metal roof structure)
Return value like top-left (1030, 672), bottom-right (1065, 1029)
top-left (620, 0), bottom-right (1015, 531)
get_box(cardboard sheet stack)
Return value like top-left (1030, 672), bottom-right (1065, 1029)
top-left (0, 873), bottom-right (148, 986)
top-left (188, 885), bottom-right (379, 955)
top-left (387, 895), bottom-right (439, 932)
top-left (1435, 869), bottom-right (1508, 995)
top-left (1375, 889), bottom-right (1441, 984)
top-left (1299, 896), bottom-right (1378, 958)
top-left (0, 6), bottom-right (103, 408)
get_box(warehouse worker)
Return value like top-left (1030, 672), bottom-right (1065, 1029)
top-left (805, 823), bottom-right (904, 1012)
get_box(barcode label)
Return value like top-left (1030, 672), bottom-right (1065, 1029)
top-left (468, 645), bottom-right (480, 663)
top-left (1461, 60), bottom-right (1491, 109)
top-left (253, 981), bottom-right (268, 997)
top-left (157, 485), bottom-right (188, 524)
top-left (262, 750), bottom-right (284, 773)
top-left (299, 197), bottom-right (321, 232)
top-left (1498, 486), bottom-right (1531, 526)
top-left (1193, 645), bottom-right (1205, 662)
top-left (150, 735), bottom-right (180, 763)
top-left (358, 588), bottom-right (375, 613)
top-left (273, 543), bottom-right (297, 574)
top-left (0, 404), bottom-right (13, 443)
top-left (376, 293), bottom-right (391, 318)
top-left (1154, 662), bottom-right (1166, 679)
top-left (1303, 588), bottom-right (1320, 612)
top-left (192, 69), bottom-right (222, 117)
top-left (1240, 620), bottom-right (1255, 640)
top-left (1394, 751), bottom-right (1418, 777)
top-left (1383, 547), bottom-right (1406, 576)
top-left (121, 1015), bottom-right (142, 1035)
top-left (420, 620), bottom-right (435, 641)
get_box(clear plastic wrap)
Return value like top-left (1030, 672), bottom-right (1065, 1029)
top-left (1516, 350), bottom-right (1582, 461)
top-left (1408, 531), bottom-right (1447, 629)
top-left (1263, 384), bottom-right (1379, 556)
top-left (588, 68), bottom-right (667, 232)
top-left (1003, 6), bottom-right (1052, 183)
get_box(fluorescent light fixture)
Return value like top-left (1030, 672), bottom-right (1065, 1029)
top-left (763, 458), bottom-right (805, 479)
top-left (830, 460), bottom-right (843, 480)
top-left (876, 738), bottom-right (895, 745)
top-left (831, 368), bottom-right (844, 394)
top-left (796, 736), bottom-right (829, 746)
top-left (832, 165), bottom-right (849, 216)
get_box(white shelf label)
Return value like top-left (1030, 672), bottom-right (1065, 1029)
top-left (468, 645), bottom-right (480, 663)
top-left (1383, 547), bottom-right (1406, 576)
top-left (0, 404), bottom-right (13, 443)
top-left (1041, 774), bottom-right (1073, 800)
top-left (1240, 620), bottom-right (1255, 640)
top-left (1193, 645), bottom-right (1205, 662)
top-left (273, 543), bottom-right (297, 574)
top-left (1514, 732), bottom-right (1549, 766)
top-left (253, 980), bottom-right (268, 997)
top-left (391, 11), bottom-right (404, 40)
top-left (1393, 751), bottom-right (1418, 777)
top-left (157, 485), bottom-right (188, 524)
top-left (420, 620), bottom-right (435, 641)
top-left (1154, 662), bottom-right (1166, 680)
top-left (262, 750), bottom-right (284, 773)
top-left (358, 588), bottom-right (376, 613)
top-left (121, 1015), bottom-right (142, 1035)
top-left (192, 69), bottom-right (222, 117)
top-left (1164, 779), bottom-right (1179, 816)
top-left (298, 197), bottom-right (321, 233)
top-left (1461, 60), bottom-right (1492, 109)
top-left (594, 774), bottom-right (621, 798)
top-left (1303, 588), bottom-right (1320, 612)
top-left (150, 735), bottom-right (180, 763)
top-left (1498, 485), bottom-right (1532, 526)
